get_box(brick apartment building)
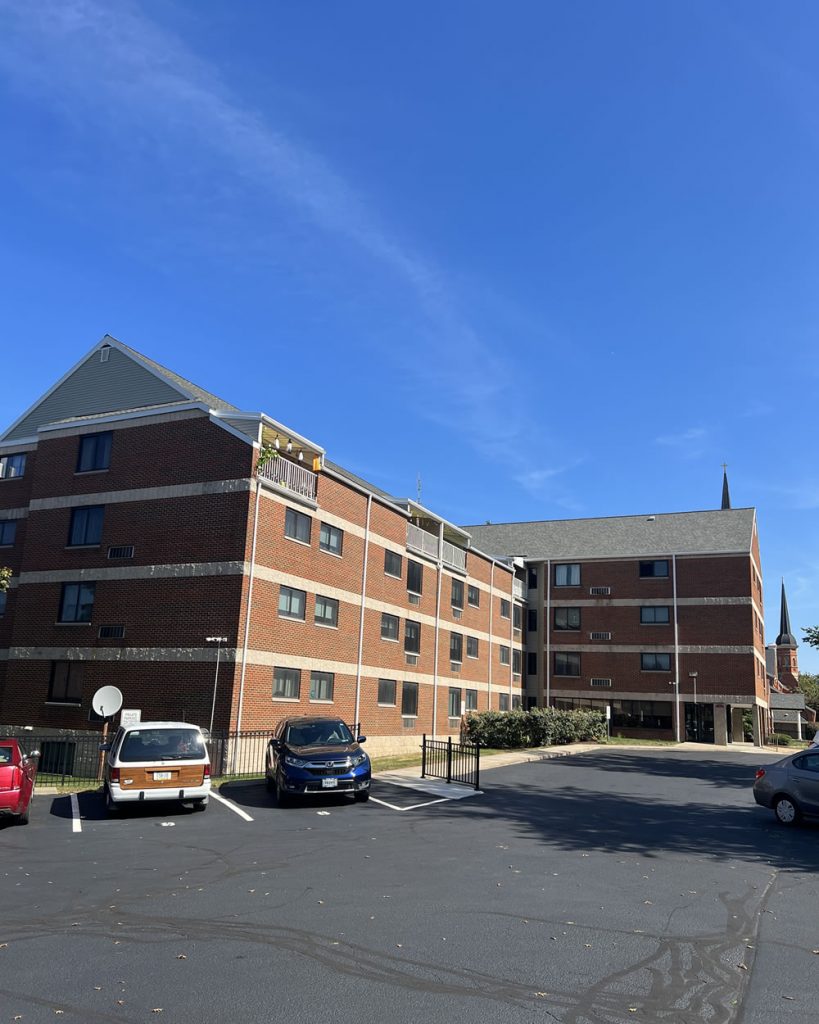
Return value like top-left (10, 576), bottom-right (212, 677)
top-left (0, 337), bottom-right (526, 754)
top-left (466, 501), bottom-right (769, 745)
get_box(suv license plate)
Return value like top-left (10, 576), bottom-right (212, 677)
top-left (322, 777), bottom-right (338, 789)
top-left (153, 771), bottom-right (172, 781)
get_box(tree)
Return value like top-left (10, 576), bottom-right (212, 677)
top-left (804, 626), bottom-right (819, 649)
top-left (798, 673), bottom-right (819, 714)
top-left (0, 566), bottom-right (10, 593)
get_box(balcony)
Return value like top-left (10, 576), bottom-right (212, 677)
top-left (258, 455), bottom-right (317, 502)
top-left (513, 578), bottom-right (526, 600)
top-left (407, 524), bottom-right (467, 571)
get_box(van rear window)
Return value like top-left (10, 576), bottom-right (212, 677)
top-left (118, 729), bottom-right (206, 762)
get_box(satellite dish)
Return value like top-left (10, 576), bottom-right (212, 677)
top-left (92, 685), bottom-right (123, 718)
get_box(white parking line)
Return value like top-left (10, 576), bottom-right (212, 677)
top-left (70, 793), bottom-right (82, 833)
top-left (210, 790), bottom-right (254, 822)
top-left (369, 796), bottom-right (452, 812)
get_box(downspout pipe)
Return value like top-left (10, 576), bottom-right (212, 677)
top-left (432, 521), bottom-right (444, 738)
top-left (488, 561), bottom-right (495, 707)
top-left (545, 559), bottom-right (551, 708)
top-left (672, 553), bottom-right (681, 743)
top-left (235, 476), bottom-right (262, 757)
top-left (354, 494), bottom-right (372, 735)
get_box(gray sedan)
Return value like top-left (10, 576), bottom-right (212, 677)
top-left (753, 749), bottom-right (819, 825)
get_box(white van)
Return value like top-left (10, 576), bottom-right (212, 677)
top-left (102, 721), bottom-right (210, 813)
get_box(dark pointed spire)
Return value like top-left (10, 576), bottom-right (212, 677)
top-left (776, 579), bottom-right (797, 648)
top-left (721, 463), bottom-right (731, 510)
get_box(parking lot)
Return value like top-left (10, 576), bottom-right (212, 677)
top-left (2, 747), bottom-right (816, 1024)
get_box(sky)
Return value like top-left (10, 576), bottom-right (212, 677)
top-left (0, 0), bottom-right (817, 670)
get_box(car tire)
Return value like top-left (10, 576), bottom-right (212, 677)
top-left (275, 776), bottom-right (290, 808)
top-left (192, 798), bottom-right (208, 812)
top-left (354, 790), bottom-right (370, 803)
top-left (265, 774), bottom-right (276, 794)
top-left (773, 794), bottom-right (800, 826)
top-left (17, 806), bottom-right (30, 825)
top-left (104, 785), bottom-right (119, 816)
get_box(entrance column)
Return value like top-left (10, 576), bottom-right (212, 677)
top-left (713, 704), bottom-right (728, 745)
top-left (752, 705), bottom-right (763, 748)
top-left (731, 707), bottom-right (745, 743)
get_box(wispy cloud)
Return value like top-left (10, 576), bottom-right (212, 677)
top-left (654, 426), bottom-right (707, 459)
top-left (0, 0), bottom-right (569, 506)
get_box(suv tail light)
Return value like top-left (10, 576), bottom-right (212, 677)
top-left (203, 764), bottom-right (210, 779)
top-left (110, 768), bottom-right (120, 783)
top-left (755, 768), bottom-right (765, 780)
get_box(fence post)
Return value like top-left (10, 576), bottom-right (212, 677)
top-left (446, 736), bottom-right (452, 784)
top-left (474, 744), bottom-right (480, 791)
top-left (421, 734), bottom-right (427, 778)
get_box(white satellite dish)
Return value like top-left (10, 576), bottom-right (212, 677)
top-left (92, 685), bottom-right (123, 718)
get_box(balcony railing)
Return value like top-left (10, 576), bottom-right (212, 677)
top-left (407, 524), bottom-right (467, 571)
top-left (513, 578), bottom-right (526, 599)
top-left (258, 456), bottom-right (317, 501)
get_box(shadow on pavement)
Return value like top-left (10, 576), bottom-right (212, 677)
top-left (219, 779), bottom-right (368, 812)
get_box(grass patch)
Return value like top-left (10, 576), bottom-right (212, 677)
top-left (603, 736), bottom-right (678, 747)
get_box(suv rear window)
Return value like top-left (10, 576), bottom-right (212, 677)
top-left (118, 728), bottom-right (206, 762)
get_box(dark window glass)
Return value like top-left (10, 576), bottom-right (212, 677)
top-left (0, 520), bottom-right (16, 545)
top-left (450, 632), bottom-right (463, 663)
top-left (68, 506), bottom-right (104, 546)
top-left (319, 523), bottom-right (343, 556)
top-left (278, 586), bottom-right (306, 620)
top-left (381, 613), bottom-right (399, 641)
top-left (555, 563), bottom-right (580, 587)
top-left (404, 619), bottom-right (421, 654)
top-left (610, 699), bottom-right (673, 731)
top-left (513, 605), bottom-right (522, 630)
top-left (48, 661), bottom-right (83, 703)
top-left (527, 609), bottom-right (538, 632)
top-left (273, 667), bottom-right (300, 699)
top-left (58, 582), bottom-right (95, 623)
top-left (554, 607), bottom-right (581, 631)
top-left (527, 567), bottom-right (538, 589)
top-left (77, 432), bottom-right (112, 472)
top-left (500, 598), bottom-right (510, 619)
top-left (377, 679), bottom-right (396, 705)
top-left (554, 651), bottom-right (581, 676)
top-left (467, 636), bottom-right (479, 659)
top-left (499, 693), bottom-right (510, 711)
top-left (310, 671), bottom-right (334, 701)
top-left (401, 681), bottom-right (418, 717)
top-left (639, 560), bottom-right (669, 578)
top-left (465, 689), bottom-right (478, 711)
top-left (315, 595), bottom-right (338, 628)
top-left (467, 585), bottom-right (480, 607)
top-left (285, 508), bottom-right (311, 544)
top-left (0, 591), bottom-right (6, 616)
top-left (407, 559), bottom-right (423, 595)
top-left (385, 550), bottom-right (403, 577)
top-left (448, 687), bottom-right (461, 718)
top-left (513, 649), bottom-right (522, 674)
top-left (451, 579), bottom-right (464, 609)
top-left (641, 652), bottom-right (671, 671)
top-left (512, 696), bottom-right (522, 710)
top-left (527, 651), bottom-right (537, 675)
top-left (640, 606), bottom-right (670, 624)
top-left (0, 453), bottom-right (26, 479)
top-left (499, 645), bottom-right (510, 666)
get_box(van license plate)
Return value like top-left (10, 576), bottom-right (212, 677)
top-left (321, 777), bottom-right (338, 789)
top-left (153, 771), bottom-right (172, 781)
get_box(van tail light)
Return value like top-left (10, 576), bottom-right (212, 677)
top-left (755, 768), bottom-right (765, 780)
top-left (110, 768), bottom-right (120, 783)
top-left (203, 764), bottom-right (210, 779)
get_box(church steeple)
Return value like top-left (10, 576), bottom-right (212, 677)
top-left (775, 579), bottom-right (800, 690)
top-left (721, 464), bottom-right (731, 510)
top-left (776, 579), bottom-right (797, 648)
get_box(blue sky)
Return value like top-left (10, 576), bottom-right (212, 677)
top-left (1, 1), bottom-right (817, 670)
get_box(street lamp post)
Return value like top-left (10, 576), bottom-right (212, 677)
top-left (668, 680), bottom-right (680, 742)
top-left (206, 636), bottom-right (228, 736)
top-left (689, 671), bottom-right (698, 742)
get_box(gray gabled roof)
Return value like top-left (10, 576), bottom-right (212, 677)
top-left (770, 692), bottom-right (807, 710)
top-left (462, 508), bottom-right (757, 561)
top-left (115, 339), bottom-right (237, 413)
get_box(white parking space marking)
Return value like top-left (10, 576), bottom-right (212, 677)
top-left (70, 793), bottom-right (82, 833)
top-left (210, 790), bottom-right (254, 821)
top-left (369, 795), bottom-right (452, 812)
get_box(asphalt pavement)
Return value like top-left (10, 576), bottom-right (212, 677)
top-left (1, 747), bottom-right (815, 1024)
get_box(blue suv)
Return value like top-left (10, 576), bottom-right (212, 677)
top-left (265, 716), bottom-right (371, 806)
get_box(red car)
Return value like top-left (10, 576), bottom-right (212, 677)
top-left (0, 739), bottom-right (39, 826)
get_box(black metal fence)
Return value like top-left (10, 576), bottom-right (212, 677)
top-left (420, 735), bottom-right (480, 790)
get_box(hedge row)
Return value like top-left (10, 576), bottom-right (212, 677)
top-left (462, 707), bottom-right (607, 749)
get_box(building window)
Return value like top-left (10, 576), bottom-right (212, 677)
top-left (639, 560), bottom-right (669, 578)
top-left (285, 508), bottom-right (311, 544)
top-left (273, 667), bottom-right (301, 699)
top-left (554, 651), bottom-right (581, 676)
top-left (451, 578), bottom-right (464, 610)
top-left (310, 671), bottom-right (334, 702)
top-left (448, 687), bottom-right (461, 718)
top-left (381, 613), bottom-right (399, 641)
top-left (58, 582), bottom-right (95, 623)
top-left (77, 432), bottom-right (112, 472)
top-left (0, 591), bottom-right (6, 616)
top-left (527, 567), bottom-right (538, 589)
top-left (554, 607), bottom-right (581, 631)
top-left (0, 453), bottom-right (26, 479)
top-left (467, 585), bottom-right (480, 608)
top-left (0, 520), bottom-right (16, 546)
top-left (68, 506), bottom-right (104, 546)
top-left (278, 585), bottom-right (306, 621)
top-left (640, 606), bottom-right (670, 625)
top-left (378, 679), bottom-right (397, 706)
top-left (513, 605), bottom-right (522, 631)
top-left (527, 609), bottom-right (538, 632)
top-left (319, 522), bottom-right (343, 556)
top-left (401, 681), bottom-right (418, 717)
top-left (467, 636), bottom-right (479, 659)
top-left (315, 595), bottom-right (339, 628)
top-left (641, 653), bottom-right (671, 671)
top-left (407, 559), bottom-right (423, 595)
top-left (499, 693), bottom-right (510, 711)
top-left (512, 649), bottom-right (522, 675)
top-left (465, 689), bottom-right (478, 711)
top-left (404, 619), bottom-right (421, 654)
top-left (555, 563), bottom-right (580, 587)
top-left (385, 550), bottom-right (402, 578)
top-left (527, 651), bottom-right (537, 675)
top-left (499, 645), bottom-right (510, 666)
top-left (48, 661), bottom-right (83, 704)
top-left (500, 598), bottom-right (511, 619)
top-left (450, 632), bottom-right (463, 663)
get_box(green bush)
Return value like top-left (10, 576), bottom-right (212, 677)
top-left (463, 707), bottom-right (607, 749)
top-left (769, 732), bottom-right (792, 747)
